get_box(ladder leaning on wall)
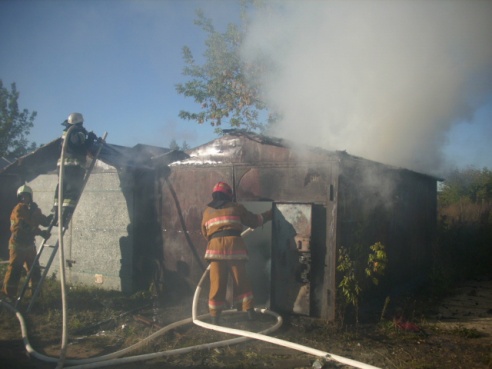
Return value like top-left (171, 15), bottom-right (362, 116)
top-left (15, 132), bottom-right (108, 312)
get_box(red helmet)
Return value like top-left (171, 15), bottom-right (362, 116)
top-left (212, 182), bottom-right (233, 198)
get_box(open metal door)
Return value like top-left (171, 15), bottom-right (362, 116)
top-left (271, 203), bottom-right (312, 316)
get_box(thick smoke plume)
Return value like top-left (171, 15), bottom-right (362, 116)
top-left (242, 1), bottom-right (492, 174)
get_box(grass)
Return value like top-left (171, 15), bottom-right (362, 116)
top-left (2, 260), bottom-right (491, 369)
top-left (449, 324), bottom-right (483, 339)
top-left (0, 264), bottom-right (153, 350)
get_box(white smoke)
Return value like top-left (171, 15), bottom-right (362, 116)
top-left (242, 0), bottom-right (492, 174)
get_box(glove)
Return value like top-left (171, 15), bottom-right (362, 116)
top-left (87, 131), bottom-right (97, 144)
top-left (39, 229), bottom-right (51, 240)
top-left (46, 213), bottom-right (55, 226)
top-left (30, 202), bottom-right (39, 211)
top-left (262, 209), bottom-right (273, 223)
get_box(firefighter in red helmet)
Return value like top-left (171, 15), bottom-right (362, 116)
top-left (201, 182), bottom-right (272, 325)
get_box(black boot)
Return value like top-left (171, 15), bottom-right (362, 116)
top-left (211, 315), bottom-right (221, 326)
top-left (247, 308), bottom-right (256, 321)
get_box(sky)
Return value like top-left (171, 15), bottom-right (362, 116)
top-left (1, 0), bottom-right (491, 177)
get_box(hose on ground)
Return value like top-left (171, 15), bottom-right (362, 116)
top-left (0, 227), bottom-right (381, 369)
top-left (0, 299), bottom-right (282, 369)
top-left (192, 264), bottom-right (381, 369)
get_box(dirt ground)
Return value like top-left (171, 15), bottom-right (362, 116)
top-left (1, 277), bottom-right (491, 369)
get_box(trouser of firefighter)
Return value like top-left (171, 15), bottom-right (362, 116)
top-left (52, 166), bottom-right (85, 224)
top-left (208, 260), bottom-right (254, 318)
top-left (2, 245), bottom-right (41, 299)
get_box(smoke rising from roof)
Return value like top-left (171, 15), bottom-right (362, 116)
top-left (242, 1), bottom-right (492, 174)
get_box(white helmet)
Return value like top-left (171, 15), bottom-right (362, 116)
top-left (17, 184), bottom-right (33, 199)
top-left (67, 112), bottom-right (84, 125)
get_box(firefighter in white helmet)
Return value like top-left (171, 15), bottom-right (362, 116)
top-left (2, 185), bottom-right (52, 300)
top-left (50, 113), bottom-right (97, 227)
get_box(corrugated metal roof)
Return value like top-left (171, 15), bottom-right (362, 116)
top-left (0, 138), bottom-right (170, 181)
top-left (0, 157), bottom-right (12, 170)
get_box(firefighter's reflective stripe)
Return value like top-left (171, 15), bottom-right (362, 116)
top-left (57, 157), bottom-right (85, 167)
top-left (208, 299), bottom-right (226, 310)
top-left (233, 291), bottom-right (253, 306)
top-left (204, 215), bottom-right (241, 231)
top-left (53, 198), bottom-right (77, 208)
top-left (201, 203), bottom-right (269, 261)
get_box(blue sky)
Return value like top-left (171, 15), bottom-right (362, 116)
top-left (1, 0), bottom-right (491, 175)
top-left (1, 0), bottom-right (230, 149)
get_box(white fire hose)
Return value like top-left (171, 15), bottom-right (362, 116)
top-left (191, 228), bottom-right (380, 369)
top-left (56, 123), bottom-right (75, 368)
top-left (0, 228), bottom-right (381, 369)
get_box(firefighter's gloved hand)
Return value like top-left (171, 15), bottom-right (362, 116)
top-left (262, 209), bottom-right (273, 223)
top-left (46, 214), bottom-right (55, 226)
top-left (39, 230), bottom-right (51, 240)
top-left (87, 131), bottom-right (97, 144)
top-left (30, 202), bottom-right (39, 212)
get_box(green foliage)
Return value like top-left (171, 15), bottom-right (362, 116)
top-left (433, 166), bottom-right (492, 286)
top-left (365, 242), bottom-right (388, 285)
top-left (450, 325), bottom-right (483, 339)
top-left (0, 80), bottom-right (37, 158)
top-left (175, 5), bottom-right (277, 133)
top-left (337, 243), bottom-right (387, 326)
top-left (169, 138), bottom-right (180, 151)
top-left (337, 247), bottom-right (361, 310)
top-left (169, 138), bottom-right (191, 151)
top-left (439, 167), bottom-right (492, 207)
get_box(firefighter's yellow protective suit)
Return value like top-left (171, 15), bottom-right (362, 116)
top-left (2, 202), bottom-right (50, 299)
top-left (201, 202), bottom-right (272, 317)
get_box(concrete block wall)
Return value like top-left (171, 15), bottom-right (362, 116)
top-left (28, 161), bottom-right (132, 292)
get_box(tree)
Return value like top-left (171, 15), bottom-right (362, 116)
top-left (169, 138), bottom-right (191, 151)
top-left (175, 4), bottom-right (277, 133)
top-left (439, 167), bottom-right (492, 206)
top-left (435, 167), bottom-right (492, 285)
top-left (169, 138), bottom-right (180, 151)
top-left (0, 80), bottom-right (37, 158)
top-left (337, 242), bottom-right (387, 327)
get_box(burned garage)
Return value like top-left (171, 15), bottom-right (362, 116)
top-left (0, 130), bottom-right (438, 321)
top-left (158, 130), bottom-right (438, 321)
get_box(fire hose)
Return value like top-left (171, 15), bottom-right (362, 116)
top-left (56, 123), bottom-right (75, 369)
top-left (0, 227), bottom-right (381, 369)
top-left (57, 129), bottom-right (108, 368)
